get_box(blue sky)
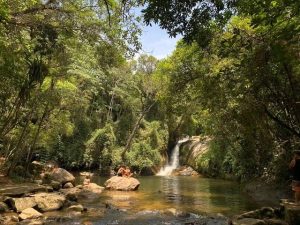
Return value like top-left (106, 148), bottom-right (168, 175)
top-left (139, 24), bottom-right (181, 59)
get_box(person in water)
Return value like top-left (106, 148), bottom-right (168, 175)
top-left (289, 150), bottom-right (300, 204)
top-left (117, 165), bottom-right (126, 177)
top-left (124, 166), bottom-right (133, 177)
top-left (83, 174), bottom-right (91, 186)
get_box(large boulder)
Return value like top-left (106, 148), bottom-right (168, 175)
top-left (49, 168), bottom-right (75, 185)
top-left (0, 183), bottom-right (48, 197)
top-left (33, 192), bottom-right (66, 212)
top-left (60, 188), bottom-right (81, 201)
top-left (83, 183), bottom-right (104, 194)
top-left (60, 183), bottom-right (104, 201)
top-left (12, 197), bottom-right (37, 212)
top-left (174, 166), bottom-right (199, 176)
top-left (19, 208), bottom-right (42, 220)
top-left (104, 176), bottom-right (140, 191)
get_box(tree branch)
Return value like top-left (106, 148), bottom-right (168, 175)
top-left (264, 106), bottom-right (300, 138)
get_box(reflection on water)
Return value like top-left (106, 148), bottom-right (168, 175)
top-left (161, 177), bottom-right (181, 204)
top-left (87, 176), bottom-right (258, 217)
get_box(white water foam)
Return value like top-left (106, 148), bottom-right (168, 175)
top-left (156, 137), bottom-right (189, 176)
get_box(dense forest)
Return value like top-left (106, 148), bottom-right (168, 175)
top-left (0, 0), bottom-right (299, 182)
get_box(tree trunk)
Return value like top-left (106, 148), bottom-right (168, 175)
top-left (121, 102), bottom-right (155, 160)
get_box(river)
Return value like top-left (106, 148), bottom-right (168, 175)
top-left (67, 175), bottom-right (259, 225)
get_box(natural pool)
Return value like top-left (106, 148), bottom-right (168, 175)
top-left (57, 175), bottom-right (261, 224)
top-left (88, 175), bottom-right (258, 216)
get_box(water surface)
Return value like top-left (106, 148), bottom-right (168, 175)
top-left (86, 175), bottom-right (257, 216)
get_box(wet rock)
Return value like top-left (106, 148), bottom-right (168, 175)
top-left (67, 204), bottom-right (84, 212)
top-left (63, 182), bottom-right (74, 189)
top-left (33, 192), bottom-right (66, 212)
top-left (237, 207), bottom-right (275, 220)
top-left (49, 168), bottom-right (75, 185)
top-left (12, 197), bottom-right (37, 212)
top-left (60, 187), bottom-right (80, 201)
top-left (0, 212), bottom-right (19, 224)
top-left (19, 208), bottom-right (42, 220)
top-left (0, 184), bottom-right (48, 197)
top-left (83, 183), bottom-right (104, 194)
top-left (232, 218), bottom-right (266, 225)
top-left (104, 176), bottom-right (140, 191)
top-left (174, 166), bottom-right (199, 176)
top-left (0, 202), bottom-right (9, 213)
top-left (163, 208), bottom-right (189, 218)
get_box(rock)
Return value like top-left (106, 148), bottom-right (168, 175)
top-left (232, 218), bottom-right (266, 225)
top-left (60, 187), bottom-right (80, 201)
top-left (104, 176), bottom-right (140, 191)
top-left (44, 185), bottom-right (54, 192)
top-left (83, 183), bottom-right (104, 194)
top-left (76, 185), bottom-right (83, 189)
top-left (19, 208), bottom-right (43, 220)
top-left (49, 168), bottom-right (75, 185)
top-left (237, 207), bottom-right (275, 220)
top-left (175, 166), bottom-right (199, 176)
top-left (0, 202), bottom-right (9, 213)
top-left (50, 180), bottom-right (61, 191)
top-left (63, 182), bottom-right (74, 189)
top-left (163, 208), bottom-right (189, 218)
top-left (33, 192), bottom-right (66, 212)
top-left (60, 184), bottom-right (104, 201)
top-left (67, 204), bottom-right (84, 212)
top-left (0, 183), bottom-right (48, 197)
top-left (12, 197), bottom-right (37, 212)
top-left (0, 212), bottom-right (19, 224)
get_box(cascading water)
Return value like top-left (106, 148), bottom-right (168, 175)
top-left (156, 137), bottom-right (189, 176)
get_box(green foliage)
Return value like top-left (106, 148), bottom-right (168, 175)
top-left (84, 124), bottom-right (116, 168)
top-left (147, 1), bottom-right (300, 181)
top-left (0, 0), bottom-right (144, 174)
top-left (126, 141), bottom-right (161, 173)
top-left (1, 0), bottom-right (299, 183)
top-left (142, 0), bottom-right (234, 46)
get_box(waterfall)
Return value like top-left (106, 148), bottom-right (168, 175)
top-left (157, 137), bottom-right (189, 176)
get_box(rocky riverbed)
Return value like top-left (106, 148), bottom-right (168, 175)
top-left (0, 166), bottom-right (299, 225)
